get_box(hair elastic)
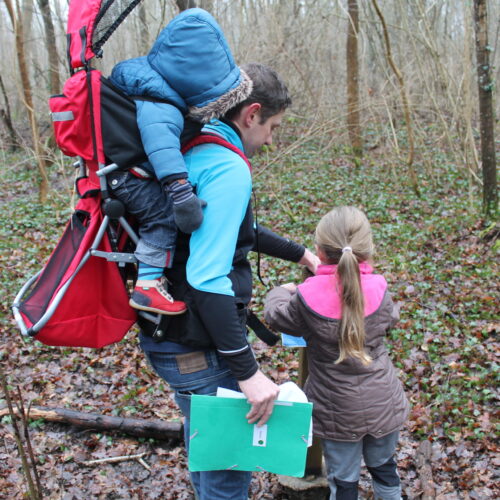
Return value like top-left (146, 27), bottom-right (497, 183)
top-left (342, 246), bottom-right (352, 253)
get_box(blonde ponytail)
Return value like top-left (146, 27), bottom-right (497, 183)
top-left (315, 207), bottom-right (374, 365)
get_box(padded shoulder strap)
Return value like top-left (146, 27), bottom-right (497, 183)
top-left (181, 134), bottom-right (252, 172)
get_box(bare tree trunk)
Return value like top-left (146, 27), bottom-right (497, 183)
top-left (346, 0), bottom-right (362, 157)
top-left (198, 0), bottom-right (213, 12)
top-left (473, 0), bottom-right (498, 217)
top-left (0, 74), bottom-right (21, 150)
top-left (463, 1), bottom-right (481, 207)
top-left (4, 0), bottom-right (49, 202)
top-left (371, 0), bottom-right (419, 196)
top-left (137, 2), bottom-right (149, 54)
top-left (175, 0), bottom-right (212, 12)
top-left (37, 0), bottom-right (60, 95)
top-left (175, 0), bottom-right (197, 12)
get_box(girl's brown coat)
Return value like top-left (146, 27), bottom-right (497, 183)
top-left (264, 286), bottom-right (409, 442)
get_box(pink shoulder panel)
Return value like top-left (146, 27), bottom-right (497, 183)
top-left (298, 267), bottom-right (388, 319)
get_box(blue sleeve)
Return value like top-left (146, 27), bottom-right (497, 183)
top-left (186, 149), bottom-right (251, 294)
top-left (184, 146), bottom-right (258, 380)
top-left (136, 101), bottom-right (187, 181)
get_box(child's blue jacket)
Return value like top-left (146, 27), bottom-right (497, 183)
top-left (110, 8), bottom-right (245, 182)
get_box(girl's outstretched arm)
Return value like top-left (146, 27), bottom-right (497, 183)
top-left (264, 286), bottom-right (308, 338)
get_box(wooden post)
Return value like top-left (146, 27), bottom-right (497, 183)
top-left (278, 348), bottom-right (329, 499)
top-left (298, 348), bottom-right (323, 476)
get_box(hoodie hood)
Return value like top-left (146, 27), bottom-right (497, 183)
top-left (147, 8), bottom-right (252, 123)
top-left (110, 56), bottom-right (187, 112)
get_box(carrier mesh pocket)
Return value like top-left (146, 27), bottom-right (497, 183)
top-left (19, 211), bottom-right (90, 325)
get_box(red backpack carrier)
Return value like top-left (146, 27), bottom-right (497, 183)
top-left (12, 0), bottom-right (266, 349)
top-left (12, 0), bottom-right (147, 348)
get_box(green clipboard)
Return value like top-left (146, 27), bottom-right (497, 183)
top-left (188, 395), bottom-right (313, 477)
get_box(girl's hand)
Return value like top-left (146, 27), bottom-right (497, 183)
top-left (280, 283), bottom-right (297, 292)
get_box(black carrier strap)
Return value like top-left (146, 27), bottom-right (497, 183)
top-left (100, 76), bottom-right (199, 169)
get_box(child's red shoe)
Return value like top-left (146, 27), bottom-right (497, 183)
top-left (129, 277), bottom-right (187, 315)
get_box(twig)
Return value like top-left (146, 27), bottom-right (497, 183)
top-left (0, 367), bottom-right (41, 499)
top-left (82, 452), bottom-right (147, 466)
top-left (137, 457), bottom-right (151, 471)
top-left (16, 390), bottom-right (42, 495)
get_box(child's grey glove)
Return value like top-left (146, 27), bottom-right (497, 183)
top-left (167, 180), bottom-right (207, 233)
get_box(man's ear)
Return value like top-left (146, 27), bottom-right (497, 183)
top-left (242, 102), bottom-right (262, 127)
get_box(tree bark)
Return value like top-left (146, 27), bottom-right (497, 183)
top-left (346, 0), bottom-right (362, 157)
top-left (371, 0), bottom-right (419, 196)
top-left (175, 0), bottom-right (212, 12)
top-left (4, 0), bottom-right (49, 202)
top-left (0, 74), bottom-right (21, 151)
top-left (37, 0), bottom-right (60, 95)
top-left (0, 406), bottom-right (184, 441)
top-left (473, 0), bottom-right (498, 217)
top-left (175, 0), bottom-right (197, 12)
top-left (137, 2), bottom-right (149, 54)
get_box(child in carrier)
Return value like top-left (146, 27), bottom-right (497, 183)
top-left (107, 8), bottom-right (253, 315)
top-left (264, 206), bottom-right (409, 500)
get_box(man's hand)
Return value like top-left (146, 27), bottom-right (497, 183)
top-left (299, 248), bottom-right (320, 274)
top-left (238, 370), bottom-right (279, 426)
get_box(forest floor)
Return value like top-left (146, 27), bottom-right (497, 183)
top-left (0, 128), bottom-right (498, 499)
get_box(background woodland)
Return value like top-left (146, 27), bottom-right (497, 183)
top-left (1, 0), bottom-right (499, 209)
top-left (0, 0), bottom-right (498, 499)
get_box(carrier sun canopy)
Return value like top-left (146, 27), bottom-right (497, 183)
top-left (67, 0), bottom-right (143, 68)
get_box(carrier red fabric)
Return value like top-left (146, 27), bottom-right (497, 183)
top-left (19, 178), bottom-right (136, 348)
top-left (67, 0), bottom-right (101, 67)
top-left (50, 69), bottom-right (104, 164)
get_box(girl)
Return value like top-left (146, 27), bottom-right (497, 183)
top-left (264, 206), bottom-right (409, 500)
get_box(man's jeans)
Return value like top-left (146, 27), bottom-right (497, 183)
top-left (144, 349), bottom-right (252, 500)
top-left (108, 171), bottom-right (176, 268)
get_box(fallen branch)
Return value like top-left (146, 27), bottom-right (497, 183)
top-left (0, 406), bottom-right (183, 441)
top-left (415, 439), bottom-right (436, 499)
top-left (82, 452), bottom-right (147, 466)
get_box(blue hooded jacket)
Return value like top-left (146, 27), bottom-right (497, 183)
top-left (110, 8), bottom-right (251, 182)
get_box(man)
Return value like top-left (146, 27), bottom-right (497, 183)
top-left (139, 62), bottom-right (318, 500)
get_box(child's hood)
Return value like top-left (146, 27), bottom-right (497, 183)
top-left (110, 56), bottom-right (187, 112)
top-left (147, 8), bottom-right (250, 115)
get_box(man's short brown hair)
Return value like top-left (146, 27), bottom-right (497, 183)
top-left (224, 63), bottom-right (292, 123)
